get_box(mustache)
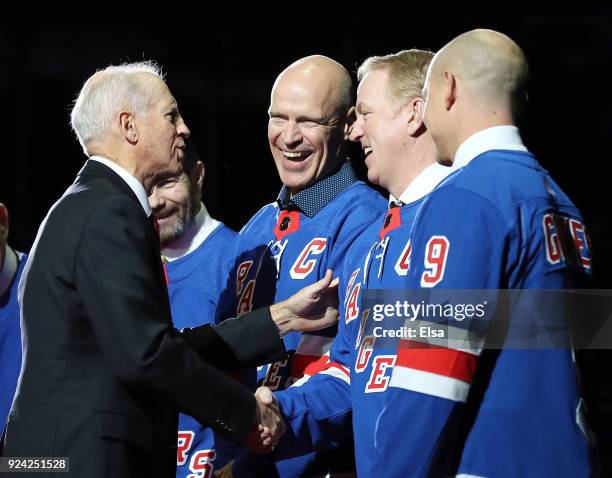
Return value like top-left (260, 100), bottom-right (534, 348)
top-left (153, 207), bottom-right (177, 220)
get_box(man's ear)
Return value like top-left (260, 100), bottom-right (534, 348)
top-left (406, 97), bottom-right (426, 136)
top-left (119, 111), bottom-right (138, 144)
top-left (443, 71), bottom-right (457, 111)
top-left (344, 106), bottom-right (356, 140)
top-left (194, 161), bottom-right (205, 191)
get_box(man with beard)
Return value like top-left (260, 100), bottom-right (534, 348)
top-left (148, 142), bottom-right (246, 477)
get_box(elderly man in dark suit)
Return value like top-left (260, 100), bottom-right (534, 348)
top-left (1, 61), bottom-right (338, 478)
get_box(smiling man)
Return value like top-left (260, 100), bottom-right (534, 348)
top-left (231, 55), bottom-right (386, 476)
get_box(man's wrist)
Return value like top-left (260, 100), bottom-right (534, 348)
top-left (270, 302), bottom-right (292, 338)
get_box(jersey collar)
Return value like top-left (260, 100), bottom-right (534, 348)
top-left (161, 202), bottom-right (220, 261)
top-left (453, 125), bottom-right (528, 170)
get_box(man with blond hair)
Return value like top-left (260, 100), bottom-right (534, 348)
top-left (376, 30), bottom-right (593, 477)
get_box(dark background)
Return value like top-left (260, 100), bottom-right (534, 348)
top-left (1, 11), bottom-right (611, 471)
top-left (1, 13), bottom-right (611, 289)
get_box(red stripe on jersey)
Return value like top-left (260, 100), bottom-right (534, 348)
top-left (396, 340), bottom-right (477, 384)
top-left (303, 355), bottom-right (330, 376)
top-left (291, 353), bottom-right (324, 379)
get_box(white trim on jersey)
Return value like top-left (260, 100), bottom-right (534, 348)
top-left (318, 365), bottom-right (350, 385)
top-left (389, 366), bottom-right (471, 402)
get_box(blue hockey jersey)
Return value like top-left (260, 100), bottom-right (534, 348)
top-left (0, 251), bottom-right (27, 434)
top-left (165, 221), bottom-right (243, 478)
top-left (268, 164), bottom-right (451, 477)
top-left (231, 161), bottom-right (386, 476)
top-left (376, 127), bottom-right (593, 477)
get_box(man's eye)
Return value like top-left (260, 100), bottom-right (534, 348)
top-left (160, 180), bottom-right (177, 188)
top-left (301, 120), bottom-right (319, 128)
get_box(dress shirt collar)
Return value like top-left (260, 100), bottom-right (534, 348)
top-left (89, 155), bottom-right (152, 217)
top-left (453, 125), bottom-right (528, 170)
top-left (161, 202), bottom-right (220, 262)
top-left (276, 160), bottom-right (358, 217)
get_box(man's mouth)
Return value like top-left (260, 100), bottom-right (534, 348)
top-left (364, 146), bottom-right (373, 157)
top-left (155, 211), bottom-right (175, 221)
top-left (281, 149), bottom-right (312, 161)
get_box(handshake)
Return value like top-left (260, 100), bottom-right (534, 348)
top-left (215, 389), bottom-right (283, 478)
top-left (214, 272), bottom-right (339, 477)
top-left (248, 270), bottom-right (340, 453)
top-left (249, 386), bottom-right (285, 453)
top-left (214, 271), bottom-right (339, 477)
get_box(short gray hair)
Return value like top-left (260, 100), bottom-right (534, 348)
top-left (70, 60), bottom-right (164, 153)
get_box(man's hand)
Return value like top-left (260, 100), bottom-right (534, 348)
top-left (270, 269), bottom-right (340, 335)
top-left (248, 386), bottom-right (285, 454)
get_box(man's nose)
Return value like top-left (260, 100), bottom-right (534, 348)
top-left (177, 117), bottom-right (190, 138)
top-left (148, 190), bottom-right (164, 211)
top-left (349, 118), bottom-right (364, 142)
top-left (281, 121), bottom-right (302, 146)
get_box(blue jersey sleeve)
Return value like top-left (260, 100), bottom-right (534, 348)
top-left (375, 187), bottom-right (507, 476)
top-left (232, 305), bottom-right (355, 477)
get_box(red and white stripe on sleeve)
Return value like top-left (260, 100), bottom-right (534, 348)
top-left (290, 334), bottom-right (335, 380)
top-left (389, 321), bottom-right (483, 402)
top-left (291, 352), bottom-right (351, 387)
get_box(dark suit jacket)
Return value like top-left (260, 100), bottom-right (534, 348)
top-left (1, 160), bottom-right (285, 478)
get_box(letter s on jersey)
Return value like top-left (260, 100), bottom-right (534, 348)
top-left (290, 238), bottom-right (328, 279)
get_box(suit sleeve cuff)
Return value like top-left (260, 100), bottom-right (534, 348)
top-left (181, 307), bottom-right (286, 369)
top-left (215, 307), bottom-right (287, 366)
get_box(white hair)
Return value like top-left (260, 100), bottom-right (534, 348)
top-left (70, 60), bottom-right (165, 153)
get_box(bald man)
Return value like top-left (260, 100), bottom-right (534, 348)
top-left (375, 30), bottom-right (593, 476)
top-left (229, 56), bottom-right (386, 476)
